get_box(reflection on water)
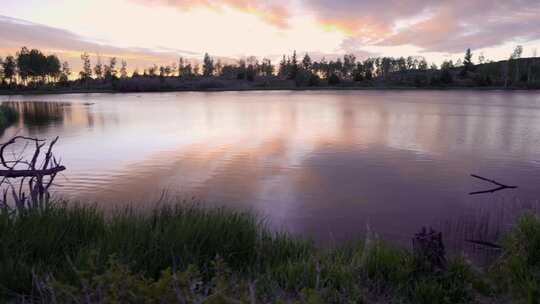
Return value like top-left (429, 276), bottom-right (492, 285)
top-left (1, 91), bottom-right (540, 245)
top-left (3, 101), bottom-right (68, 132)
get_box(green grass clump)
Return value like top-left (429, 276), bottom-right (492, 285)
top-left (6, 202), bottom-right (540, 302)
top-left (0, 203), bottom-right (104, 296)
top-left (491, 212), bottom-right (540, 302)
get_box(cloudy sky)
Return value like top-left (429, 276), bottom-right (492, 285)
top-left (1, 0), bottom-right (539, 71)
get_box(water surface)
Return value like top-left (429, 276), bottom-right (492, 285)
top-left (2, 90), bottom-right (540, 245)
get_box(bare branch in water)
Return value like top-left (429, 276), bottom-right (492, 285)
top-left (465, 239), bottom-right (502, 249)
top-left (0, 136), bottom-right (65, 213)
top-left (469, 174), bottom-right (517, 195)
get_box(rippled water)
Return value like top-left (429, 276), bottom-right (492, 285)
top-left (2, 90), bottom-right (540, 244)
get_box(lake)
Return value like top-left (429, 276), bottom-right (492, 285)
top-left (2, 90), bottom-right (540, 246)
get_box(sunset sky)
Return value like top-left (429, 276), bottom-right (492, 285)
top-left (1, 0), bottom-right (539, 71)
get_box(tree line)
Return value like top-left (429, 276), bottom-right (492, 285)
top-left (1, 45), bottom-right (538, 89)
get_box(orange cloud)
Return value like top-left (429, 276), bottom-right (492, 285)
top-left (0, 16), bottom-right (200, 73)
top-left (130, 0), bottom-right (290, 28)
top-left (317, 17), bottom-right (391, 42)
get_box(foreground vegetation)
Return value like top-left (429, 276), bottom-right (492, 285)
top-left (0, 202), bottom-right (539, 303)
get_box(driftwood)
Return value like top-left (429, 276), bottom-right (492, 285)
top-left (469, 174), bottom-right (517, 195)
top-left (412, 227), bottom-right (447, 272)
top-left (0, 136), bottom-right (65, 213)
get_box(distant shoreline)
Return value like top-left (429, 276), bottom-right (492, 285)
top-left (0, 86), bottom-right (536, 96)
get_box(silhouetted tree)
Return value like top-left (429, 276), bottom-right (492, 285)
top-left (440, 64), bottom-right (453, 84)
top-left (16, 47), bottom-right (31, 84)
top-left (15, 47), bottom-right (59, 84)
top-left (45, 55), bottom-right (61, 82)
top-left (159, 66), bottom-right (166, 79)
top-left (302, 53), bottom-right (312, 72)
top-left (260, 58), bottom-right (273, 76)
top-left (397, 57), bottom-right (407, 72)
top-left (79, 52), bottom-right (92, 81)
top-left (148, 65), bottom-right (157, 77)
top-left (343, 54), bottom-right (356, 79)
top-left (120, 60), bottom-right (128, 78)
top-left (178, 57), bottom-right (185, 77)
top-left (236, 59), bottom-right (246, 79)
top-left (461, 48), bottom-right (473, 76)
top-left (104, 57), bottom-right (117, 80)
top-left (319, 57), bottom-right (330, 79)
top-left (17, 47), bottom-right (51, 84)
top-left (353, 62), bottom-right (365, 81)
top-left (2, 56), bottom-right (16, 84)
top-left (418, 57), bottom-right (428, 71)
top-left (59, 61), bottom-right (71, 84)
top-left (510, 45), bottom-right (523, 84)
top-left (363, 58), bottom-right (374, 80)
top-left (289, 50), bottom-right (299, 79)
top-left (278, 55), bottom-right (288, 78)
top-left (163, 65), bottom-right (172, 77)
top-left (478, 53), bottom-right (485, 64)
top-left (328, 73), bottom-right (340, 85)
top-left (441, 60), bottom-right (454, 69)
top-left (94, 56), bottom-right (103, 80)
top-left (214, 60), bottom-right (222, 76)
top-left (511, 45), bottom-right (523, 60)
top-left (202, 53), bottom-right (214, 77)
top-left (183, 63), bottom-right (193, 77)
top-left (406, 56), bottom-right (417, 70)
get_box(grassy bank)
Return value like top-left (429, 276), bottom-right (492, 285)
top-left (0, 202), bottom-right (539, 303)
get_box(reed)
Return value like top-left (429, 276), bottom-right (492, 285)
top-left (1, 201), bottom-right (538, 303)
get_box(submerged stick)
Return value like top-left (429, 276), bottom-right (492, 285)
top-left (465, 239), bottom-right (502, 249)
top-left (469, 174), bottom-right (517, 195)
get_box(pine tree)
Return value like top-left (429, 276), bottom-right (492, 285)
top-left (289, 50), bottom-right (298, 79)
top-left (462, 48), bottom-right (473, 74)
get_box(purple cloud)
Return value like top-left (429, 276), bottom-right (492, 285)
top-left (302, 0), bottom-right (540, 53)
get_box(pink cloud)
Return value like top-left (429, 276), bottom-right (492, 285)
top-left (129, 0), bottom-right (291, 28)
top-left (303, 0), bottom-right (540, 53)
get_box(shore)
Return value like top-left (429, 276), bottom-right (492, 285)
top-left (0, 85), bottom-right (535, 96)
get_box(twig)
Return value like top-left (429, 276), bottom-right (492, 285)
top-left (465, 239), bottom-right (502, 249)
top-left (469, 174), bottom-right (517, 195)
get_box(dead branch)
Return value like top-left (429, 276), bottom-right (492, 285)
top-left (0, 136), bottom-right (65, 213)
top-left (469, 174), bottom-right (517, 195)
top-left (0, 167), bottom-right (66, 178)
top-left (465, 239), bottom-right (502, 249)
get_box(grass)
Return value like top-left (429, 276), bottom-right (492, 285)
top-left (490, 213), bottom-right (540, 302)
top-left (0, 202), bottom-right (539, 303)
